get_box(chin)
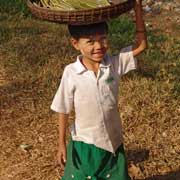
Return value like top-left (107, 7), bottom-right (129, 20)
top-left (93, 55), bottom-right (105, 61)
top-left (93, 58), bottom-right (104, 62)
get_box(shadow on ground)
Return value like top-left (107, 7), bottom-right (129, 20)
top-left (127, 149), bottom-right (150, 164)
top-left (144, 171), bottom-right (180, 180)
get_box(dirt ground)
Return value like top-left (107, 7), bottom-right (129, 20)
top-left (0, 5), bottom-right (180, 180)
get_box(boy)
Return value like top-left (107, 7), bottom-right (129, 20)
top-left (51, 0), bottom-right (147, 179)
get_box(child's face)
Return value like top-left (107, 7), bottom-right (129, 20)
top-left (71, 33), bottom-right (109, 63)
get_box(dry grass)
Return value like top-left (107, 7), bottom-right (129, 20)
top-left (0, 3), bottom-right (180, 180)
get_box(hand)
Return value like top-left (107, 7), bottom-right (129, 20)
top-left (134, 0), bottom-right (142, 9)
top-left (135, 0), bottom-right (142, 5)
top-left (57, 143), bottom-right (67, 168)
top-left (134, 0), bottom-right (143, 13)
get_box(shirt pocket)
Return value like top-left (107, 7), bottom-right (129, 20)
top-left (101, 79), bottom-right (118, 107)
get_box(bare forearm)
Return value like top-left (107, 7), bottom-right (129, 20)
top-left (58, 113), bottom-right (68, 144)
top-left (133, 0), bottom-right (148, 56)
top-left (135, 1), bottom-right (146, 31)
top-left (57, 113), bottom-right (68, 166)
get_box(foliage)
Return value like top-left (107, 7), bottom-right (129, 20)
top-left (0, 0), bottom-right (30, 16)
top-left (108, 16), bottom-right (135, 53)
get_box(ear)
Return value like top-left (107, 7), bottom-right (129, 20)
top-left (70, 38), bottom-right (80, 50)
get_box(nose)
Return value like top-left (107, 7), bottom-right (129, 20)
top-left (94, 41), bottom-right (103, 49)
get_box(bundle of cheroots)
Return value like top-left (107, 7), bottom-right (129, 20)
top-left (27, 0), bottom-right (135, 24)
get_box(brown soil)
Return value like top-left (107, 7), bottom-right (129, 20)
top-left (0, 7), bottom-right (180, 180)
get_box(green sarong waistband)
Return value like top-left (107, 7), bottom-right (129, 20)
top-left (62, 139), bottom-right (131, 180)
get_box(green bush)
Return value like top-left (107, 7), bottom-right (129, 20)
top-left (108, 16), bottom-right (135, 54)
top-left (0, 0), bottom-right (30, 16)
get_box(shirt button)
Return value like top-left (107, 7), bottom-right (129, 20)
top-left (106, 174), bottom-right (111, 178)
top-left (87, 176), bottom-right (92, 179)
top-left (71, 174), bottom-right (74, 178)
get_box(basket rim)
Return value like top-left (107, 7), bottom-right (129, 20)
top-left (27, 0), bottom-right (135, 24)
top-left (27, 0), bottom-right (135, 13)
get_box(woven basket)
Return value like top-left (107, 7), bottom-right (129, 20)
top-left (27, 0), bottom-right (135, 25)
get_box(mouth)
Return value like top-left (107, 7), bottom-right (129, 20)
top-left (93, 51), bottom-right (105, 56)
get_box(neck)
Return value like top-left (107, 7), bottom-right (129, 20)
top-left (81, 57), bottom-right (100, 73)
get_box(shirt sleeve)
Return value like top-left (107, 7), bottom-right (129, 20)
top-left (112, 45), bottom-right (137, 76)
top-left (50, 67), bottom-right (74, 114)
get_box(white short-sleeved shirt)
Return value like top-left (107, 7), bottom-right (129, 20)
top-left (51, 46), bottom-right (137, 153)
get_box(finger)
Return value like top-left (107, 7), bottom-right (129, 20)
top-left (136, 0), bottom-right (141, 4)
top-left (60, 159), bottom-right (66, 168)
top-left (62, 150), bottom-right (67, 163)
top-left (60, 153), bottom-right (66, 167)
top-left (62, 154), bottom-right (67, 163)
top-left (56, 153), bottom-right (64, 166)
top-left (56, 158), bottom-right (65, 168)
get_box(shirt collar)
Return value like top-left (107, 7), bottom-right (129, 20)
top-left (73, 55), bottom-right (87, 74)
top-left (100, 55), bottom-right (111, 68)
top-left (73, 55), bottom-right (111, 74)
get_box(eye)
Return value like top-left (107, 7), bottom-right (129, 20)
top-left (87, 40), bottom-right (94, 45)
top-left (101, 36), bottom-right (108, 42)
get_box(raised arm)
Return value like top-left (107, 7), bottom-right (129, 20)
top-left (57, 113), bottom-right (69, 167)
top-left (133, 0), bottom-right (148, 57)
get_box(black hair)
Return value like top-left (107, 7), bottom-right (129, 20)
top-left (68, 22), bottom-right (108, 40)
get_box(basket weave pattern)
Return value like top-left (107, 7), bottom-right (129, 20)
top-left (27, 0), bottom-right (135, 25)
